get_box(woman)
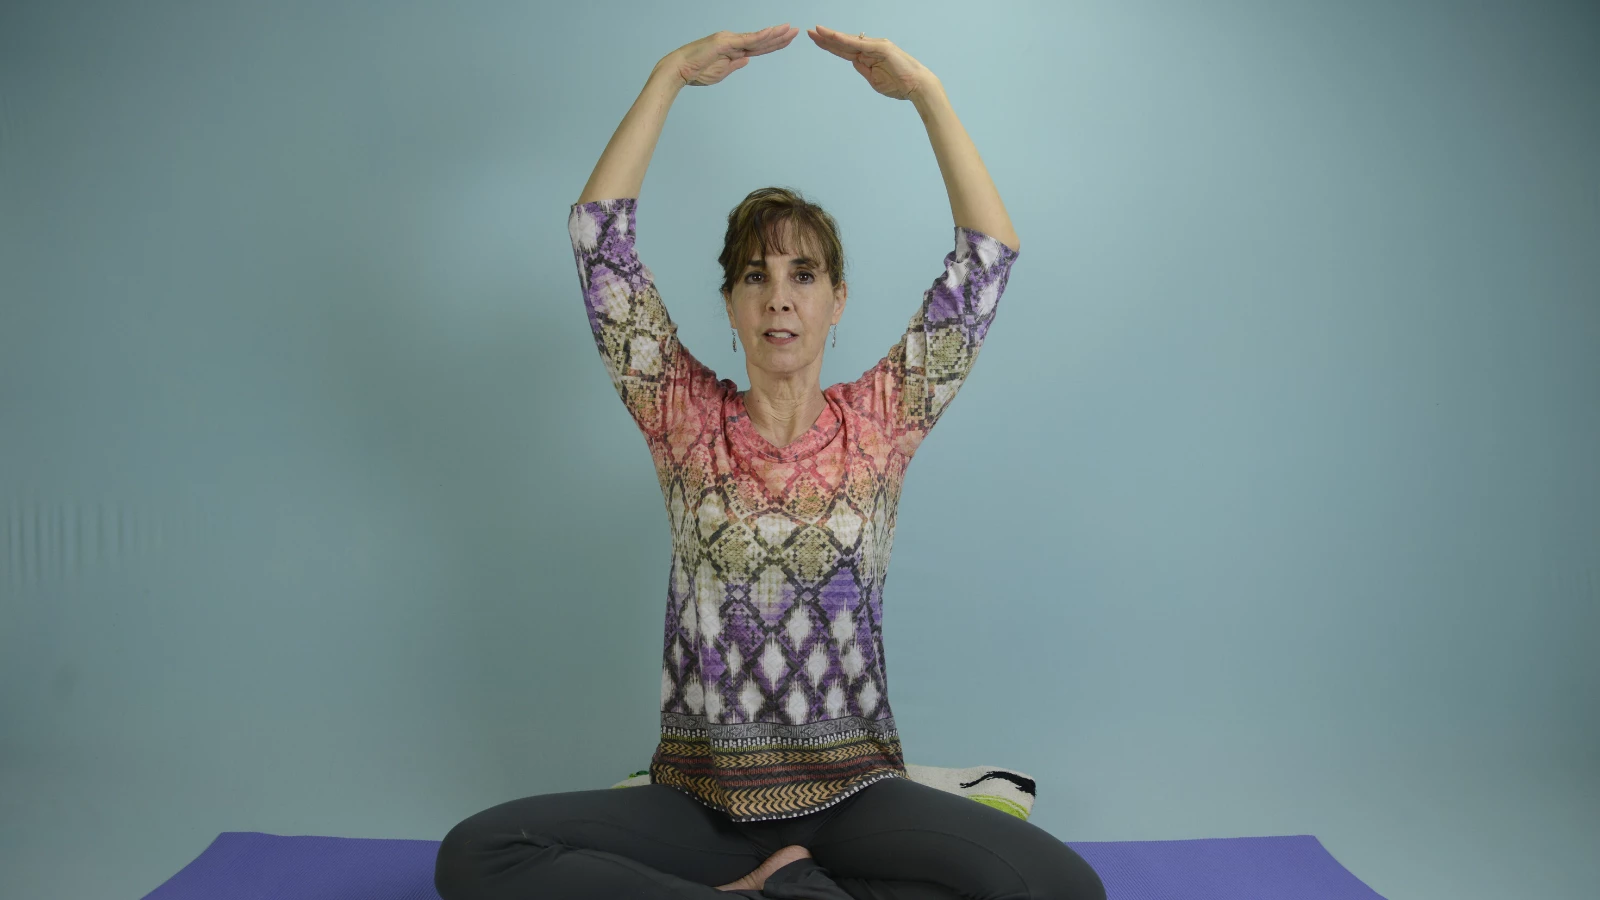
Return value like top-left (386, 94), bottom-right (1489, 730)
top-left (435, 24), bottom-right (1104, 900)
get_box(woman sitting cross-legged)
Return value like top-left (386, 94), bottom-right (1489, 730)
top-left (434, 23), bottom-right (1105, 900)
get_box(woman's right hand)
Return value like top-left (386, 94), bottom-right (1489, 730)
top-left (661, 24), bottom-right (799, 87)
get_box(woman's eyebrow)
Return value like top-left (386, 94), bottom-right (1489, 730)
top-left (745, 256), bottom-right (820, 268)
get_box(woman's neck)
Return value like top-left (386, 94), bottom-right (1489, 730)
top-left (741, 375), bottom-right (827, 449)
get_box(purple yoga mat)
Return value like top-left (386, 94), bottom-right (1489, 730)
top-left (141, 831), bottom-right (1388, 899)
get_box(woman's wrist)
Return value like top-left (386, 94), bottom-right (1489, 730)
top-left (908, 74), bottom-right (949, 119)
top-left (650, 55), bottom-right (690, 92)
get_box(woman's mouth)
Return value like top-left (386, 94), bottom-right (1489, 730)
top-left (763, 331), bottom-right (798, 345)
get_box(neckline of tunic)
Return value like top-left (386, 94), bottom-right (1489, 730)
top-left (726, 388), bottom-right (842, 461)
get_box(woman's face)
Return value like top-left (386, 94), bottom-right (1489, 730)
top-left (724, 220), bottom-right (847, 381)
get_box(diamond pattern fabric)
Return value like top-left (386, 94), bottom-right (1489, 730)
top-left (568, 197), bottom-right (1018, 821)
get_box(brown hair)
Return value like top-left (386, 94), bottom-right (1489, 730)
top-left (717, 187), bottom-right (847, 301)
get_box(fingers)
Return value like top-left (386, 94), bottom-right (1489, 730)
top-left (729, 24), bottom-right (797, 56)
top-left (807, 25), bottom-right (880, 61)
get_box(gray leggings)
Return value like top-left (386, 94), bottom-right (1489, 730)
top-left (433, 775), bottom-right (1106, 900)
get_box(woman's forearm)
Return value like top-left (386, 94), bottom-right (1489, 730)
top-left (576, 61), bottom-right (685, 205)
top-left (910, 80), bottom-right (1020, 252)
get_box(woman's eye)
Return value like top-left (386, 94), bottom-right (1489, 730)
top-left (745, 271), bottom-right (814, 283)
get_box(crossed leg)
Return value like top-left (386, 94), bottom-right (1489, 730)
top-left (433, 776), bottom-right (1104, 900)
top-left (802, 776), bottom-right (1105, 900)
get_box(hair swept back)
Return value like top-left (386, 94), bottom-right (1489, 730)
top-left (717, 187), bottom-right (846, 301)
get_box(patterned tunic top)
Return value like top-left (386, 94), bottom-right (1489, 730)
top-left (568, 197), bottom-right (1019, 821)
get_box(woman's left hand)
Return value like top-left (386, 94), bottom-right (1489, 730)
top-left (807, 26), bottom-right (939, 101)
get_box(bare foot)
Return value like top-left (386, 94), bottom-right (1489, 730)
top-left (715, 844), bottom-right (813, 892)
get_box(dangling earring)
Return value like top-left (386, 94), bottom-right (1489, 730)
top-left (731, 328), bottom-right (738, 352)
top-left (830, 324), bottom-right (837, 348)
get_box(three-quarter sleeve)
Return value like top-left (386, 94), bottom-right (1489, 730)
top-left (842, 224), bottom-right (1019, 455)
top-left (568, 198), bottom-right (721, 440)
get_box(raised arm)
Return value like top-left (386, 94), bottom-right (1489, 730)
top-left (576, 26), bottom-right (799, 204)
top-left (806, 27), bottom-right (1021, 451)
top-left (574, 66), bottom-right (681, 204)
top-left (838, 219), bottom-right (1019, 456)
top-left (570, 27), bottom-right (798, 438)
top-left (807, 26), bottom-right (1020, 252)
top-left (909, 81), bottom-right (1021, 253)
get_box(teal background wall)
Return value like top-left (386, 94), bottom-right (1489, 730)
top-left (2, 1), bottom-right (1596, 898)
